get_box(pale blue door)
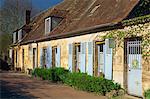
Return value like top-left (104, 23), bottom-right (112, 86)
top-left (46, 46), bottom-right (52, 68)
top-left (40, 48), bottom-right (43, 67)
top-left (127, 40), bottom-right (142, 97)
top-left (68, 44), bottom-right (73, 72)
top-left (104, 39), bottom-right (113, 80)
top-left (87, 42), bottom-right (94, 76)
top-left (80, 42), bottom-right (86, 73)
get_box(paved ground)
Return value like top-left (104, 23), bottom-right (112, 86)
top-left (0, 71), bottom-right (107, 99)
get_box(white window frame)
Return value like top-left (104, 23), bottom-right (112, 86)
top-left (18, 29), bottom-right (22, 42)
top-left (45, 17), bottom-right (51, 35)
top-left (13, 32), bottom-right (16, 43)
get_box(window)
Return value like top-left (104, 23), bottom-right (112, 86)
top-left (77, 45), bottom-right (81, 52)
top-left (45, 17), bottom-right (51, 34)
top-left (45, 16), bottom-right (63, 34)
top-left (13, 32), bottom-right (16, 43)
top-left (99, 44), bottom-right (103, 52)
top-left (51, 17), bottom-right (63, 30)
top-left (128, 46), bottom-right (141, 54)
top-left (42, 48), bottom-right (47, 67)
top-left (18, 29), bottom-right (22, 41)
top-left (55, 48), bottom-right (57, 53)
top-left (16, 31), bottom-right (18, 42)
top-left (13, 29), bottom-right (23, 43)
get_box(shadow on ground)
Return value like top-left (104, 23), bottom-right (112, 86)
top-left (0, 80), bottom-right (38, 99)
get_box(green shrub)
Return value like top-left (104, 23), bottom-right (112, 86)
top-left (51, 67), bottom-right (69, 82)
top-left (32, 67), bottom-right (69, 82)
top-left (144, 89), bottom-right (150, 99)
top-left (63, 72), bottom-right (121, 95)
top-left (32, 68), bottom-right (121, 96)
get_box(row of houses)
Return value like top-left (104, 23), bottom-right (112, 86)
top-left (10, 0), bottom-right (150, 97)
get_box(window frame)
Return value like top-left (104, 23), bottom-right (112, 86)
top-left (45, 16), bottom-right (63, 35)
top-left (45, 17), bottom-right (51, 35)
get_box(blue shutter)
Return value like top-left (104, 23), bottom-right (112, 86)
top-left (104, 39), bottom-right (113, 80)
top-left (57, 46), bottom-right (61, 67)
top-left (46, 46), bottom-right (52, 68)
top-left (80, 42), bottom-right (86, 73)
top-left (103, 44), bottom-right (105, 74)
top-left (40, 48), bottom-right (43, 67)
top-left (87, 42), bottom-right (94, 76)
top-left (68, 44), bottom-right (73, 72)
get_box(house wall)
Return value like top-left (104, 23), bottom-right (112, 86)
top-left (13, 22), bottom-right (150, 94)
top-left (123, 23), bottom-right (150, 92)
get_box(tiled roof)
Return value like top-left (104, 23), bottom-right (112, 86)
top-left (21, 0), bottom-right (139, 44)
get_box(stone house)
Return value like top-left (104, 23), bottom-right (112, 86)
top-left (10, 0), bottom-right (150, 97)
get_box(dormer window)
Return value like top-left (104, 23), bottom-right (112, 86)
top-left (18, 29), bottom-right (23, 42)
top-left (13, 31), bottom-right (18, 44)
top-left (13, 29), bottom-right (24, 43)
top-left (45, 16), bottom-right (63, 34)
top-left (45, 17), bottom-right (51, 34)
top-left (13, 32), bottom-right (16, 43)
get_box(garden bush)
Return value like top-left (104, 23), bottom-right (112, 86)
top-left (144, 89), bottom-right (150, 99)
top-left (32, 67), bottom-right (69, 82)
top-left (32, 68), bottom-right (121, 96)
top-left (63, 72), bottom-right (121, 95)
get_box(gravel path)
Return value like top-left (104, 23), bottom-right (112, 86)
top-left (0, 71), bottom-right (106, 99)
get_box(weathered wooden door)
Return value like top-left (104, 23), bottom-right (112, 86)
top-left (33, 48), bottom-right (37, 69)
top-left (52, 47), bottom-right (56, 67)
top-left (127, 40), bottom-right (142, 96)
top-left (76, 44), bottom-right (81, 72)
top-left (22, 49), bottom-right (25, 71)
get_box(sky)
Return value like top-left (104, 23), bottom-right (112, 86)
top-left (0, 0), bottom-right (63, 11)
top-left (32, 0), bottom-right (63, 11)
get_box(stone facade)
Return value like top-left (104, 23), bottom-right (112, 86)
top-left (13, 22), bottom-right (150, 95)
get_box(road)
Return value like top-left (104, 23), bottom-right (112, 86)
top-left (0, 71), bottom-right (106, 99)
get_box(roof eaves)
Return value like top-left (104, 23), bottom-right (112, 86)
top-left (20, 22), bottom-right (123, 45)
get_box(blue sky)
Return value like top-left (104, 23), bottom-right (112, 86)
top-left (32, 0), bottom-right (63, 10)
top-left (0, 0), bottom-right (63, 10)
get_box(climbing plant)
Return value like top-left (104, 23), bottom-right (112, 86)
top-left (102, 15), bottom-right (150, 60)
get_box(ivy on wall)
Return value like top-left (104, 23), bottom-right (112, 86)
top-left (103, 24), bottom-right (150, 58)
top-left (126, 0), bottom-right (150, 19)
top-left (99, 15), bottom-right (150, 70)
top-left (122, 15), bottom-right (150, 26)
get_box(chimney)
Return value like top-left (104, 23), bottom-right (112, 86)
top-left (26, 10), bottom-right (31, 24)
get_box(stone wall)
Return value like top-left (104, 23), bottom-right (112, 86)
top-left (13, 22), bottom-right (150, 94)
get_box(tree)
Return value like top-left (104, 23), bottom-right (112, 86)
top-left (0, 0), bottom-right (39, 59)
top-left (127, 0), bottom-right (150, 19)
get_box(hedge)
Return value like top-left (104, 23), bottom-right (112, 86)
top-left (62, 72), bottom-right (121, 95)
top-left (32, 67), bottom-right (69, 82)
top-left (32, 68), bottom-right (121, 95)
